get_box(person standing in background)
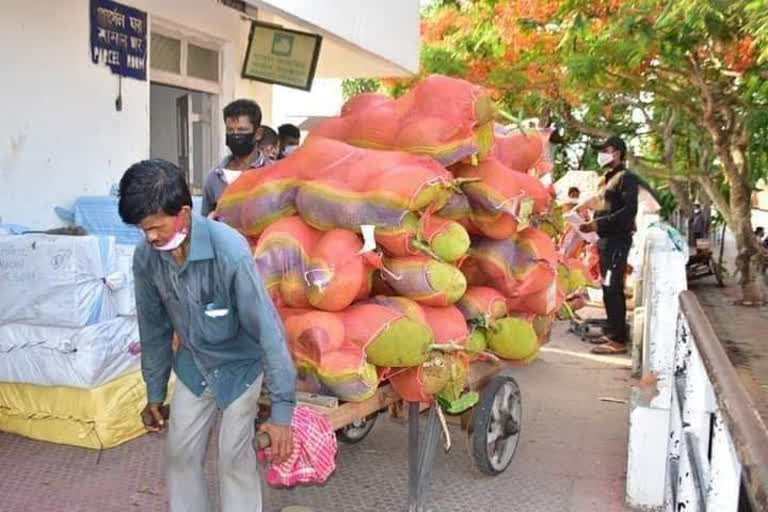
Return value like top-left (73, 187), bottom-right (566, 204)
top-left (691, 203), bottom-right (709, 243)
top-left (579, 136), bottom-right (639, 355)
top-left (277, 123), bottom-right (301, 159)
top-left (202, 99), bottom-right (266, 217)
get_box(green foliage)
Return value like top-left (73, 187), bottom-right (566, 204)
top-left (341, 78), bottom-right (381, 101)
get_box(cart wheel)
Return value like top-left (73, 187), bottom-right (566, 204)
top-left (471, 375), bottom-right (522, 475)
top-left (337, 413), bottom-right (378, 444)
top-left (710, 259), bottom-right (725, 287)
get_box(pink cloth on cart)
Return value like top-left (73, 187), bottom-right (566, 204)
top-left (258, 406), bottom-right (338, 487)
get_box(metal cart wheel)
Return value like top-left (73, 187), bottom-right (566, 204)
top-left (471, 375), bottom-right (522, 475)
top-left (337, 413), bottom-right (378, 444)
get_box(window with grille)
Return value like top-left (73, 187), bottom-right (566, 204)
top-left (149, 31), bottom-right (220, 86)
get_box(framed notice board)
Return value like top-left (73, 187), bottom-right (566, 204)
top-left (241, 21), bottom-right (322, 91)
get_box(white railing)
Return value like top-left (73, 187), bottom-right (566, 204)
top-left (626, 220), bottom-right (768, 511)
top-left (669, 296), bottom-right (743, 511)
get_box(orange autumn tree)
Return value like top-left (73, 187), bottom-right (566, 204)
top-left (394, 0), bottom-right (768, 303)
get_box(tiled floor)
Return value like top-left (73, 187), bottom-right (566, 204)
top-left (0, 320), bottom-right (636, 512)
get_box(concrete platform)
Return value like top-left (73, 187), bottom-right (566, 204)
top-left (0, 321), bottom-right (636, 512)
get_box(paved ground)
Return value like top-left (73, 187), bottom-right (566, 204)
top-left (690, 279), bottom-right (768, 425)
top-left (0, 320), bottom-right (635, 512)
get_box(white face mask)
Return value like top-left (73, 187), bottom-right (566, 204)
top-left (152, 215), bottom-right (189, 252)
top-left (222, 169), bottom-right (243, 185)
top-left (283, 145), bottom-right (298, 156)
top-left (597, 152), bottom-right (614, 167)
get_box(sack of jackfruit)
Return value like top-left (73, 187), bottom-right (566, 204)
top-left (311, 75), bottom-right (496, 166)
top-left (380, 255), bottom-right (467, 306)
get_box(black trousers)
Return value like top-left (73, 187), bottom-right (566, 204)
top-left (598, 237), bottom-right (632, 343)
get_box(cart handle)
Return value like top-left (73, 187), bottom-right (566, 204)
top-left (255, 431), bottom-right (271, 449)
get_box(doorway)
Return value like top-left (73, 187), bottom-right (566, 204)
top-left (150, 83), bottom-right (216, 193)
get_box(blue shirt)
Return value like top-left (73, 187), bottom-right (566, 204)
top-left (133, 212), bottom-right (295, 425)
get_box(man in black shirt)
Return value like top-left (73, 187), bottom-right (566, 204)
top-left (580, 136), bottom-right (639, 355)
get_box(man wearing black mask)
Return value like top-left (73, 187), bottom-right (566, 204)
top-left (202, 99), bottom-right (267, 217)
top-left (580, 136), bottom-right (639, 355)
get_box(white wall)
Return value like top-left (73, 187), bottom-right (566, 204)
top-left (0, 0), bottom-right (149, 228)
top-left (1, 0), bottom-right (415, 229)
top-left (0, 0), bottom-right (273, 229)
top-left (254, 0), bottom-right (420, 74)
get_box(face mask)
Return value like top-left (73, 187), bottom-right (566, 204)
top-left (597, 152), bottom-right (614, 167)
top-left (282, 145), bottom-right (298, 156)
top-left (221, 169), bottom-right (243, 184)
top-left (226, 132), bottom-right (256, 157)
top-left (152, 214), bottom-right (188, 252)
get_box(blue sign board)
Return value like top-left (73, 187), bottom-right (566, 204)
top-left (90, 0), bottom-right (147, 81)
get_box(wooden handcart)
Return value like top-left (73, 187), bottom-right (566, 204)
top-left (258, 359), bottom-right (523, 512)
top-left (686, 239), bottom-right (724, 286)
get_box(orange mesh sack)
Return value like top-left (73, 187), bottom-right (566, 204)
top-left (216, 164), bottom-right (300, 238)
top-left (532, 314), bottom-right (556, 345)
top-left (491, 126), bottom-right (554, 177)
top-left (311, 75), bottom-right (496, 166)
top-left (389, 352), bottom-right (468, 403)
top-left (340, 92), bottom-right (394, 116)
top-left (342, 303), bottom-right (432, 368)
top-left (380, 255), bottom-right (467, 306)
top-left (506, 278), bottom-right (564, 316)
top-left (388, 305), bottom-right (470, 404)
top-left (454, 158), bottom-right (550, 239)
top-left (304, 229), bottom-right (366, 312)
top-left (253, 216), bottom-right (322, 306)
top-left (457, 286), bottom-right (509, 325)
top-left (281, 308), bottom-right (377, 401)
top-left (315, 344), bottom-right (379, 402)
top-left (375, 213), bottom-right (470, 264)
top-left (363, 296), bottom-right (429, 324)
top-left (467, 227), bottom-right (557, 299)
top-left (295, 147), bottom-right (453, 233)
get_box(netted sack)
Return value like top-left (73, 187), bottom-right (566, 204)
top-left (381, 255), bottom-right (467, 306)
top-left (389, 351), bottom-right (468, 403)
top-left (364, 296), bottom-right (429, 324)
top-left (557, 258), bottom-right (592, 297)
top-left (282, 309), bottom-right (345, 364)
top-left (341, 92), bottom-right (393, 116)
top-left (304, 230), bottom-right (366, 312)
top-left (216, 164), bottom-right (300, 239)
top-left (506, 278), bottom-right (564, 316)
top-left (457, 286), bottom-right (509, 325)
top-left (315, 344), bottom-right (379, 402)
top-left (467, 227), bottom-right (557, 299)
top-left (492, 126), bottom-right (554, 177)
top-left (312, 75), bottom-right (495, 166)
top-left (281, 309), bottom-right (377, 401)
top-left (532, 314), bottom-right (555, 345)
top-left (486, 316), bottom-right (540, 363)
top-left (437, 189), bottom-right (472, 221)
top-left (295, 160), bottom-right (452, 233)
top-left (419, 305), bottom-right (469, 347)
top-left (342, 303), bottom-right (432, 368)
top-left (253, 216), bottom-right (321, 304)
top-left (455, 158), bottom-right (550, 239)
top-left (279, 271), bottom-right (312, 308)
top-left (376, 214), bottom-right (470, 263)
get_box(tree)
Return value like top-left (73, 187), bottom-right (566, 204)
top-left (410, 0), bottom-right (768, 303)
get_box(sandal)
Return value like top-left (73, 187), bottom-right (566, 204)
top-left (589, 335), bottom-right (614, 345)
top-left (591, 342), bottom-right (628, 355)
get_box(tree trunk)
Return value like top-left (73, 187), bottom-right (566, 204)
top-left (727, 176), bottom-right (763, 304)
